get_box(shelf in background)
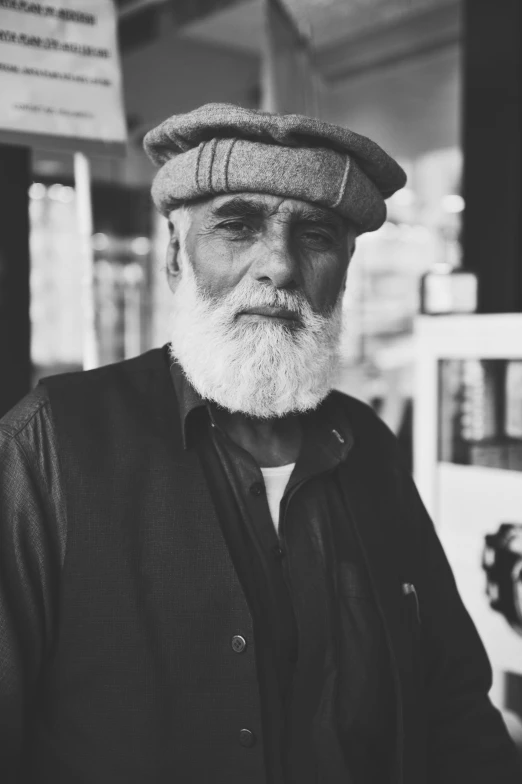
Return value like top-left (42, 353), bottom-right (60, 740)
top-left (436, 461), bottom-right (522, 676)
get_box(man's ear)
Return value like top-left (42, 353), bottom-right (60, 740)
top-left (166, 221), bottom-right (182, 294)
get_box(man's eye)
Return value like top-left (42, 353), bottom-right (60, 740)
top-left (220, 220), bottom-right (252, 233)
top-left (301, 231), bottom-right (333, 247)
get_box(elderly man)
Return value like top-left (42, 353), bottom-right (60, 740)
top-left (0, 104), bottom-right (520, 784)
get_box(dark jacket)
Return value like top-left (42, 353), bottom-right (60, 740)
top-left (0, 348), bottom-right (520, 783)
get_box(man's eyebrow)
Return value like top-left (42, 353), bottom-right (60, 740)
top-left (210, 197), bottom-right (268, 219)
top-left (292, 206), bottom-right (343, 231)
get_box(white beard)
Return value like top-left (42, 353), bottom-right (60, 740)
top-left (167, 248), bottom-right (344, 419)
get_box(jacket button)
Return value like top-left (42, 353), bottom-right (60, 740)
top-left (231, 634), bottom-right (247, 654)
top-left (272, 545), bottom-right (285, 560)
top-left (239, 728), bottom-right (256, 747)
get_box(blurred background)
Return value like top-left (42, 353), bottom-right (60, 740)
top-left (1, 0), bottom-right (521, 758)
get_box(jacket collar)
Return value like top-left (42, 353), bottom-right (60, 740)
top-left (165, 347), bottom-right (355, 457)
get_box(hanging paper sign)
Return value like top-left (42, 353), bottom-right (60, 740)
top-left (0, 0), bottom-right (126, 154)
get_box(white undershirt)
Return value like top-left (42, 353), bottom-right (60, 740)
top-left (260, 463), bottom-right (296, 534)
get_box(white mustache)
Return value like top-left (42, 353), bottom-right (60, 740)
top-left (203, 281), bottom-right (321, 324)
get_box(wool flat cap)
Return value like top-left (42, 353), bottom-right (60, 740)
top-left (143, 103), bottom-right (407, 233)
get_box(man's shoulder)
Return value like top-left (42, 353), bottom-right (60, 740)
top-left (329, 388), bottom-right (396, 439)
top-left (41, 347), bottom-right (168, 393)
top-left (39, 347), bottom-right (181, 445)
top-left (0, 385), bottom-right (50, 440)
top-left (0, 348), bottom-right (171, 445)
top-left (329, 388), bottom-right (375, 418)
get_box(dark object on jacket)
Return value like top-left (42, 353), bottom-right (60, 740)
top-left (0, 348), bottom-right (520, 783)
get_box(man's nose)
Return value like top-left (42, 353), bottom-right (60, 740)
top-left (249, 234), bottom-right (298, 289)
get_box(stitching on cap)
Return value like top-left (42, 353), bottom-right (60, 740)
top-left (195, 142), bottom-right (205, 193)
top-left (207, 137), bottom-right (219, 193)
top-left (332, 156), bottom-right (351, 209)
top-left (223, 138), bottom-right (237, 192)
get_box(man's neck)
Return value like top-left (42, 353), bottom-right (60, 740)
top-left (212, 408), bottom-right (302, 468)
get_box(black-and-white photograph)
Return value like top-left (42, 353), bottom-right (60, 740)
top-left (1, 0), bottom-right (521, 781)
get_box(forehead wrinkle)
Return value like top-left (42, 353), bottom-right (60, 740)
top-left (210, 194), bottom-right (344, 232)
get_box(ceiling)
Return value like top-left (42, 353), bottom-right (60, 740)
top-left (116, 0), bottom-right (460, 55)
top-left (187, 0), bottom-right (458, 53)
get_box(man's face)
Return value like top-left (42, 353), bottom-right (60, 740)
top-left (165, 193), bottom-right (356, 419)
top-left (168, 192), bottom-right (355, 318)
